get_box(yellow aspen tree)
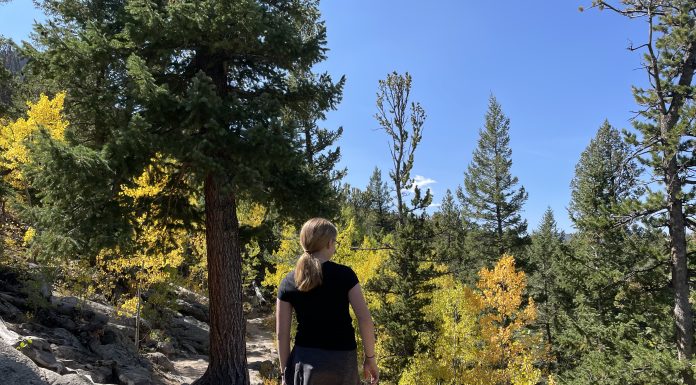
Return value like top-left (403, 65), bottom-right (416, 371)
top-left (262, 223), bottom-right (300, 290)
top-left (99, 154), bottom-right (195, 317)
top-left (399, 273), bottom-right (481, 385)
top-left (400, 255), bottom-right (549, 385)
top-left (475, 254), bottom-right (544, 385)
top-left (0, 93), bottom-right (68, 257)
top-left (0, 93), bottom-right (67, 191)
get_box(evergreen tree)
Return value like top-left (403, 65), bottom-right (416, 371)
top-left (364, 167), bottom-right (394, 234)
top-left (291, 70), bottom-right (346, 184)
top-left (365, 213), bottom-right (437, 384)
top-left (367, 72), bottom-right (436, 383)
top-left (25, 2), bottom-right (343, 384)
top-left (458, 95), bottom-right (527, 263)
top-left (526, 207), bottom-right (567, 364)
top-left (568, 120), bottom-right (641, 236)
top-left (0, 39), bottom-right (32, 121)
top-left (432, 189), bottom-right (469, 277)
top-left (591, 3), bottom-right (696, 382)
top-left (558, 120), bottom-right (675, 384)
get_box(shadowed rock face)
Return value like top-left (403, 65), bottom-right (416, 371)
top-left (0, 337), bottom-right (92, 385)
top-left (0, 270), bottom-right (212, 384)
top-left (0, 339), bottom-right (52, 385)
top-left (0, 266), bottom-right (279, 385)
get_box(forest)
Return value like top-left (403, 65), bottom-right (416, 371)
top-left (1, 1), bottom-right (696, 385)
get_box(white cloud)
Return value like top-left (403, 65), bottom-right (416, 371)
top-left (412, 175), bottom-right (436, 190)
top-left (400, 175), bottom-right (437, 196)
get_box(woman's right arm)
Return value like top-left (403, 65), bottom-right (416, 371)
top-left (276, 298), bottom-right (292, 379)
top-left (349, 283), bottom-right (379, 384)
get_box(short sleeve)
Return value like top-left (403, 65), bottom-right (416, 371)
top-left (345, 267), bottom-right (359, 291)
top-left (277, 276), bottom-right (292, 301)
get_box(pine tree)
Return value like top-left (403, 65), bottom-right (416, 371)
top-left (25, 2), bottom-right (343, 383)
top-left (458, 95), bottom-right (527, 263)
top-left (526, 207), bottom-right (566, 363)
top-left (365, 213), bottom-right (437, 383)
top-left (568, 120), bottom-right (640, 236)
top-left (558, 120), bottom-right (675, 384)
top-left (432, 189), bottom-right (470, 277)
top-left (0, 39), bottom-right (27, 119)
top-left (364, 167), bottom-right (394, 234)
top-left (292, 70), bottom-right (346, 184)
top-left (590, 4), bottom-right (696, 382)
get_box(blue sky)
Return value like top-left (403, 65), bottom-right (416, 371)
top-left (1, 1), bottom-right (648, 232)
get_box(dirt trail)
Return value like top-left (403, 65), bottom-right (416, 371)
top-left (168, 316), bottom-right (277, 385)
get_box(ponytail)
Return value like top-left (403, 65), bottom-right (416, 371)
top-left (294, 218), bottom-right (337, 292)
top-left (295, 251), bottom-right (323, 291)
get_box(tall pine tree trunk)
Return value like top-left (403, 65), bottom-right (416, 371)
top-left (666, 151), bottom-right (693, 382)
top-left (193, 173), bottom-right (249, 385)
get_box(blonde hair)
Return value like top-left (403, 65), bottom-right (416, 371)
top-left (294, 217), bottom-right (337, 292)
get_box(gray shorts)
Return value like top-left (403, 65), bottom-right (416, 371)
top-left (284, 345), bottom-right (360, 385)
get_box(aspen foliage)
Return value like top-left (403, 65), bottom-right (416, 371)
top-left (98, 154), bottom-right (199, 316)
top-left (475, 254), bottom-right (545, 385)
top-left (399, 273), bottom-right (480, 385)
top-left (262, 222), bottom-right (301, 290)
top-left (331, 219), bottom-right (390, 289)
top-left (0, 93), bottom-right (67, 259)
top-left (400, 255), bottom-right (547, 385)
top-left (0, 93), bottom-right (67, 191)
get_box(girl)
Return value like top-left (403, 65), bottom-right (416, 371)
top-left (276, 218), bottom-right (379, 385)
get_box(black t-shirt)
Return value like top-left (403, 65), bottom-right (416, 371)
top-left (277, 261), bottom-right (359, 351)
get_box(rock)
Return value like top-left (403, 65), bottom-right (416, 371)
top-left (20, 344), bottom-right (67, 374)
top-left (79, 300), bottom-right (117, 320)
top-left (156, 340), bottom-right (175, 356)
top-left (40, 367), bottom-right (62, 383)
top-left (258, 360), bottom-right (276, 379)
top-left (146, 352), bottom-right (175, 372)
top-left (116, 366), bottom-right (151, 385)
top-left (50, 373), bottom-right (94, 385)
top-left (51, 297), bottom-right (79, 317)
top-left (175, 298), bottom-right (209, 323)
top-left (0, 338), bottom-right (52, 384)
top-left (0, 291), bottom-right (28, 307)
top-left (169, 316), bottom-right (209, 354)
top-left (0, 296), bottom-right (25, 322)
top-left (13, 336), bottom-right (68, 374)
top-left (85, 361), bottom-right (116, 383)
top-left (36, 308), bottom-right (78, 332)
top-left (182, 342), bottom-right (198, 354)
top-left (0, 318), bottom-right (21, 345)
top-left (80, 309), bottom-right (108, 331)
top-left (88, 342), bottom-right (138, 367)
top-left (173, 286), bottom-right (209, 323)
top-left (49, 327), bottom-right (86, 350)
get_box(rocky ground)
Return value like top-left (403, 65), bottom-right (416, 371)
top-left (0, 267), bottom-right (278, 385)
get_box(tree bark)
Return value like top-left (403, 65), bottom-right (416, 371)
top-left (193, 173), bottom-right (249, 385)
top-left (659, 39), bottom-right (696, 383)
top-left (666, 152), bottom-right (693, 357)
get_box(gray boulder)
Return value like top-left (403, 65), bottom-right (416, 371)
top-left (145, 352), bottom-right (174, 372)
top-left (50, 373), bottom-right (94, 385)
top-left (170, 316), bottom-right (209, 354)
top-left (0, 339), bottom-right (52, 384)
top-left (116, 366), bottom-right (152, 385)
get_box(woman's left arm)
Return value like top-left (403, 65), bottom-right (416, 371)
top-left (276, 298), bottom-right (292, 378)
top-left (349, 284), bottom-right (379, 384)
